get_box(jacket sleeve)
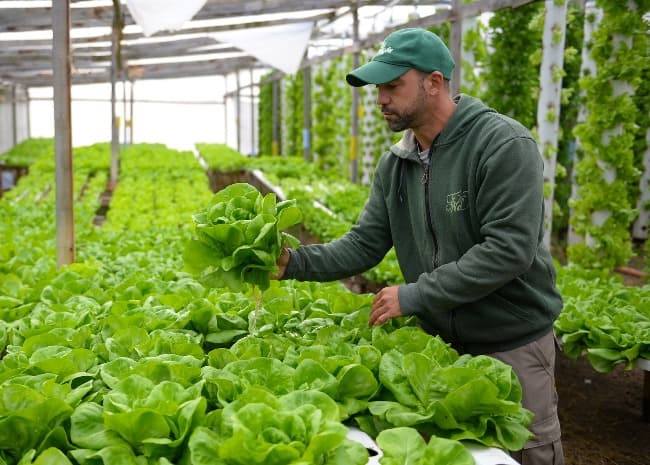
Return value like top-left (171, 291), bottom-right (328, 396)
top-left (398, 135), bottom-right (546, 314)
top-left (283, 167), bottom-right (394, 282)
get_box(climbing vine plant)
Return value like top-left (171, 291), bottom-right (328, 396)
top-left (258, 79), bottom-right (274, 156)
top-left (281, 71), bottom-right (304, 157)
top-left (552, 3), bottom-right (585, 238)
top-left (568, 0), bottom-right (648, 270)
top-left (311, 56), bottom-right (351, 177)
top-left (481, 2), bottom-right (543, 129)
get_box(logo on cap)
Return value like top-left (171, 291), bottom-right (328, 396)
top-left (375, 42), bottom-right (394, 57)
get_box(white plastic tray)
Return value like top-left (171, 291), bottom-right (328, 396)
top-left (635, 358), bottom-right (650, 371)
top-left (347, 427), bottom-right (520, 465)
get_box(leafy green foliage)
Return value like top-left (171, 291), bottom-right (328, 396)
top-left (282, 71), bottom-right (304, 158)
top-left (568, 0), bottom-right (647, 269)
top-left (377, 427), bottom-right (475, 465)
top-left (312, 56), bottom-right (352, 177)
top-left (0, 137), bottom-right (53, 167)
top-left (481, 3), bottom-right (543, 129)
top-left (258, 78), bottom-right (275, 156)
top-left (554, 265), bottom-right (650, 372)
top-left (196, 143), bottom-right (249, 172)
top-left (0, 142), bottom-right (538, 464)
top-left (184, 183), bottom-right (302, 291)
top-left (185, 387), bottom-right (369, 465)
top-left (360, 328), bottom-right (534, 451)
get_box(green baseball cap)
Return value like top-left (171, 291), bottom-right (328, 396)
top-left (346, 28), bottom-right (455, 87)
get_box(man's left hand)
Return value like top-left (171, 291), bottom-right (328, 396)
top-left (369, 286), bottom-right (403, 326)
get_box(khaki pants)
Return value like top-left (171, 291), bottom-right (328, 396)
top-left (490, 331), bottom-right (564, 465)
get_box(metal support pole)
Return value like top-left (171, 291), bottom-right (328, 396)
top-left (27, 88), bottom-right (31, 138)
top-left (236, 70), bottom-right (241, 153)
top-left (52, 0), bottom-right (75, 266)
top-left (122, 77), bottom-right (128, 146)
top-left (223, 74), bottom-right (229, 146)
top-left (11, 85), bottom-right (17, 146)
top-left (129, 80), bottom-right (134, 144)
top-left (250, 68), bottom-right (255, 156)
top-left (302, 67), bottom-right (311, 161)
top-left (450, 0), bottom-right (462, 96)
top-left (350, 5), bottom-right (360, 183)
top-left (272, 80), bottom-right (280, 156)
top-left (110, 0), bottom-right (122, 187)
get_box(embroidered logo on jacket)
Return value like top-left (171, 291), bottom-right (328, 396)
top-left (446, 191), bottom-right (469, 213)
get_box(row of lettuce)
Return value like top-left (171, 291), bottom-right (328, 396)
top-left (1, 139), bottom-right (529, 465)
top-left (0, 139), bottom-right (647, 465)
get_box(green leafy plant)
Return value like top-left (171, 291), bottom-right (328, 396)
top-left (258, 78), bottom-right (275, 156)
top-left (184, 387), bottom-right (369, 465)
top-left (554, 265), bottom-right (650, 372)
top-left (377, 427), bottom-right (475, 465)
top-left (568, 1), bottom-right (646, 269)
top-left (196, 143), bottom-right (250, 172)
top-left (481, 3), bottom-right (543, 129)
top-left (359, 327), bottom-right (534, 451)
top-left (184, 183), bottom-right (302, 291)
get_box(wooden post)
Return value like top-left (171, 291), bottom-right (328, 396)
top-left (52, 0), bottom-right (75, 266)
top-left (11, 85), bottom-right (17, 146)
top-left (223, 74), bottom-right (229, 146)
top-left (122, 77), bottom-right (128, 146)
top-left (350, 5), bottom-right (360, 183)
top-left (272, 79), bottom-right (280, 156)
top-left (26, 86), bottom-right (31, 138)
top-left (250, 68), bottom-right (256, 156)
top-left (303, 66), bottom-right (311, 161)
top-left (110, 0), bottom-right (122, 187)
top-left (236, 70), bottom-right (241, 153)
top-left (450, 0), bottom-right (462, 96)
top-left (129, 80), bottom-right (134, 144)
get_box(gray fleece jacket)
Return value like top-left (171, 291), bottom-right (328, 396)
top-left (284, 94), bottom-right (563, 354)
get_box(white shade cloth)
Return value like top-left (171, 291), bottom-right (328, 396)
top-left (126, 0), bottom-right (207, 36)
top-left (212, 22), bottom-right (313, 75)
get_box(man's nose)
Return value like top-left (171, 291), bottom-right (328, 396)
top-left (376, 89), bottom-right (389, 106)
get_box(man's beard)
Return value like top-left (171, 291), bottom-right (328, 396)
top-left (383, 108), bottom-right (418, 132)
top-left (381, 82), bottom-right (426, 132)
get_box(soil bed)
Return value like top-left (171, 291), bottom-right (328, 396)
top-left (556, 353), bottom-right (649, 465)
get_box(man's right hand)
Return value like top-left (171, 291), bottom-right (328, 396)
top-left (274, 247), bottom-right (291, 280)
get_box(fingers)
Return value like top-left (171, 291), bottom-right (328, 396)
top-left (369, 287), bottom-right (401, 326)
top-left (369, 308), bottom-right (391, 326)
top-left (272, 248), bottom-right (291, 280)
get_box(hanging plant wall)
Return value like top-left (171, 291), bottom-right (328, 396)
top-left (258, 79), bottom-right (274, 156)
top-left (482, 2), bottom-right (543, 130)
top-left (552, 4), bottom-right (586, 242)
top-left (311, 55), bottom-right (351, 177)
top-left (568, 0), bottom-right (647, 270)
top-left (281, 70), bottom-right (304, 157)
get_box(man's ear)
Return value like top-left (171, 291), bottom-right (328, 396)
top-left (427, 71), bottom-right (445, 95)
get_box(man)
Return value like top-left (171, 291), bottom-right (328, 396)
top-left (276, 28), bottom-right (564, 465)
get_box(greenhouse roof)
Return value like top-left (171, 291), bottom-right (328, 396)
top-left (0, 0), bottom-right (536, 88)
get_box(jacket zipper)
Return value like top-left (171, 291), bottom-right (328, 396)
top-left (423, 146), bottom-right (461, 349)
top-left (422, 146), bottom-right (439, 268)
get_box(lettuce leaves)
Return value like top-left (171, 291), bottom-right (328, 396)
top-left (184, 184), bottom-right (302, 291)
